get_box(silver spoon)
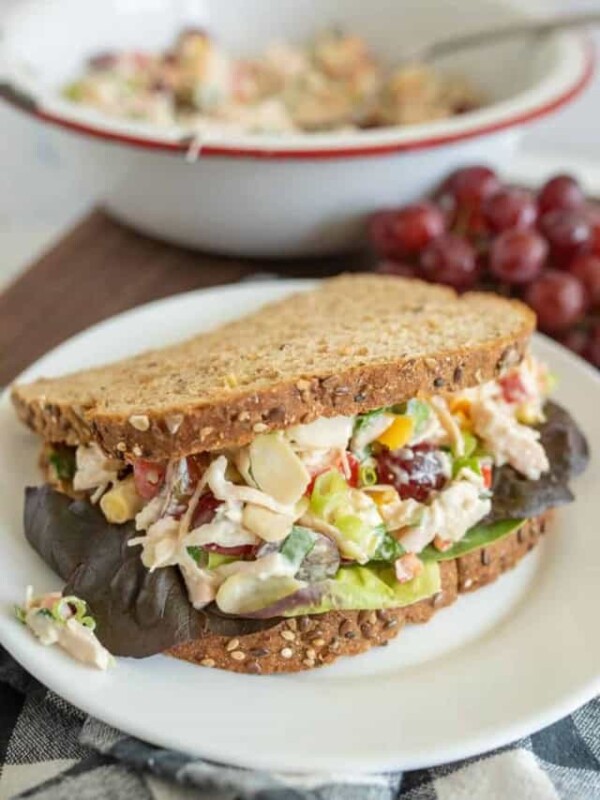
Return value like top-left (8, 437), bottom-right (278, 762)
top-left (403, 12), bottom-right (600, 63)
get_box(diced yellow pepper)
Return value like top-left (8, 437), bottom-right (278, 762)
top-left (377, 416), bottom-right (414, 450)
top-left (454, 410), bottom-right (474, 432)
top-left (449, 398), bottom-right (471, 415)
top-left (370, 487), bottom-right (399, 507)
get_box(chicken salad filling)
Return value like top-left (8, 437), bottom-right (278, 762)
top-left (63, 28), bottom-right (481, 135)
top-left (43, 354), bottom-right (554, 619)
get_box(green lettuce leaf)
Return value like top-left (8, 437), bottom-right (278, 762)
top-left (420, 519), bottom-right (525, 562)
top-left (285, 560), bottom-right (440, 617)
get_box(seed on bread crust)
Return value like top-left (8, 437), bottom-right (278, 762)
top-left (165, 414), bottom-right (183, 434)
top-left (128, 414), bottom-right (150, 431)
top-left (230, 650), bottom-right (246, 661)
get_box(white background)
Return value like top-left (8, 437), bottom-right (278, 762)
top-left (1, 0), bottom-right (599, 290)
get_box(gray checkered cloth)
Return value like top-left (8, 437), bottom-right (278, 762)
top-left (1, 647), bottom-right (599, 800)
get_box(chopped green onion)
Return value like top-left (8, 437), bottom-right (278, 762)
top-left (310, 469), bottom-right (348, 517)
top-left (452, 455), bottom-right (482, 479)
top-left (207, 552), bottom-right (238, 570)
top-left (59, 596), bottom-right (88, 620)
top-left (334, 517), bottom-right (386, 562)
top-left (335, 514), bottom-right (368, 541)
top-left (187, 546), bottom-right (204, 565)
top-left (461, 430), bottom-right (478, 457)
top-left (359, 463), bottom-right (378, 486)
top-left (80, 616), bottom-right (96, 631)
top-left (14, 605), bottom-right (26, 625)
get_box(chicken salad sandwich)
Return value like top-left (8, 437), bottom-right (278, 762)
top-left (11, 275), bottom-right (589, 672)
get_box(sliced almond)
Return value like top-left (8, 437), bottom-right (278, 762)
top-left (233, 447), bottom-right (257, 488)
top-left (249, 434), bottom-right (310, 505)
top-left (242, 504), bottom-right (293, 543)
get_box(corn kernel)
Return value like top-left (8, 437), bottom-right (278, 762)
top-left (376, 416), bottom-right (414, 450)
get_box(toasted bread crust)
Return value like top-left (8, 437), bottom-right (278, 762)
top-left (11, 275), bottom-right (535, 460)
top-left (168, 515), bottom-right (547, 674)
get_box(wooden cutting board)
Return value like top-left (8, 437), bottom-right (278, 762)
top-left (0, 210), bottom-right (365, 386)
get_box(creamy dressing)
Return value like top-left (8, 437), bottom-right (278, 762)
top-left (215, 553), bottom-right (304, 615)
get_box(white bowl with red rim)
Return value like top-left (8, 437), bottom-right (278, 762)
top-left (0, 0), bottom-right (594, 257)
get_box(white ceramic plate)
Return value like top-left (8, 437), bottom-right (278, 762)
top-left (1, 280), bottom-right (599, 774)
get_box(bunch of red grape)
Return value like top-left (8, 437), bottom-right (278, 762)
top-left (369, 166), bottom-right (600, 368)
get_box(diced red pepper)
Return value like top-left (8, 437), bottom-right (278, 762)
top-left (433, 535), bottom-right (452, 552)
top-left (499, 372), bottom-right (528, 404)
top-left (344, 453), bottom-right (360, 487)
top-left (482, 464), bottom-right (493, 489)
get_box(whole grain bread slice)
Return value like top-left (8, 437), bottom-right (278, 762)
top-left (11, 275), bottom-right (535, 460)
top-left (168, 515), bottom-right (547, 674)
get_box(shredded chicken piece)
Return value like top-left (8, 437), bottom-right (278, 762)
top-left (72, 443), bottom-right (121, 495)
top-left (430, 396), bottom-right (464, 456)
top-left (470, 399), bottom-right (549, 480)
top-left (130, 517), bottom-right (180, 571)
top-left (399, 479), bottom-right (490, 553)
